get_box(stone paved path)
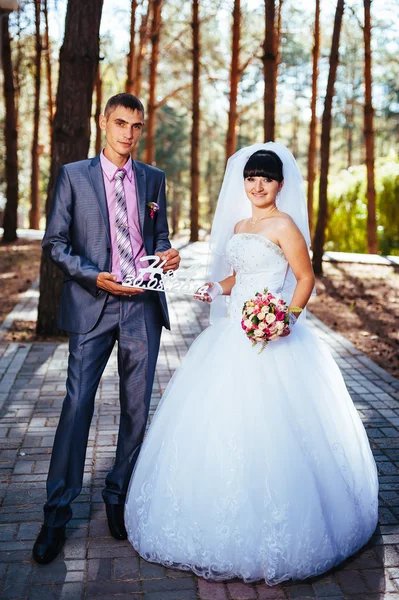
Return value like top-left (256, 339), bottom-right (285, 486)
top-left (1, 242), bottom-right (399, 600)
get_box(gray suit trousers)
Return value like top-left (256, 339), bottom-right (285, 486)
top-left (43, 291), bottom-right (162, 528)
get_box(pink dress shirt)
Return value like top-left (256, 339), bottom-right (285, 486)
top-left (100, 151), bottom-right (148, 282)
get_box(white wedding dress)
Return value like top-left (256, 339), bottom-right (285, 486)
top-left (125, 233), bottom-right (379, 585)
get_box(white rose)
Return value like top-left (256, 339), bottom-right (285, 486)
top-left (276, 321), bottom-right (285, 331)
top-left (269, 298), bottom-right (278, 305)
top-left (246, 306), bottom-right (255, 315)
top-left (269, 333), bottom-right (280, 341)
top-left (257, 311), bottom-right (266, 320)
top-left (258, 322), bottom-right (267, 330)
top-left (254, 329), bottom-right (264, 337)
top-left (244, 319), bottom-right (253, 329)
top-left (265, 313), bottom-right (276, 324)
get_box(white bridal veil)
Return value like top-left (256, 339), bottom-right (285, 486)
top-left (207, 142), bottom-right (313, 322)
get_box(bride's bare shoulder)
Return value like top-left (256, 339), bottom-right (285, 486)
top-left (234, 219), bottom-right (247, 233)
top-left (274, 212), bottom-right (297, 232)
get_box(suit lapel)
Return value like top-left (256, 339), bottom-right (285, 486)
top-left (133, 159), bottom-right (146, 236)
top-left (88, 155), bottom-right (111, 244)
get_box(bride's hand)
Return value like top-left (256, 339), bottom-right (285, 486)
top-left (194, 282), bottom-right (214, 302)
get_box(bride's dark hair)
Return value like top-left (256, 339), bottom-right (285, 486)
top-left (243, 150), bottom-right (284, 182)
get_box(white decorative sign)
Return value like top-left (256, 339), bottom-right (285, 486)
top-left (122, 255), bottom-right (210, 296)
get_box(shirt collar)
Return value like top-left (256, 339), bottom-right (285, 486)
top-left (100, 150), bottom-right (133, 182)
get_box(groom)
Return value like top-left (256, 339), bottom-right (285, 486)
top-left (33, 93), bottom-right (180, 564)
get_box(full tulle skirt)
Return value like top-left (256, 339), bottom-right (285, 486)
top-left (125, 317), bottom-right (378, 585)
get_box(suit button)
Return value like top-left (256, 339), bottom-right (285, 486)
top-left (107, 248), bottom-right (111, 253)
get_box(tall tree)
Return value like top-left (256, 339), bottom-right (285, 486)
top-left (126, 0), bottom-right (137, 94)
top-left (307, 0), bottom-right (320, 236)
top-left (363, 0), bottom-right (377, 253)
top-left (29, 0), bottom-right (42, 230)
top-left (263, 0), bottom-right (277, 141)
top-left (95, 64), bottom-right (103, 154)
top-left (225, 0), bottom-right (240, 161)
top-left (312, 0), bottom-right (345, 275)
top-left (134, 0), bottom-right (151, 99)
top-left (43, 0), bottom-right (54, 156)
top-left (37, 0), bottom-right (104, 334)
top-left (14, 5), bottom-right (22, 126)
top-left (1, 15), bottom-right (19, 243)
top-left (145, 0), bottom-right (163, 165)
top-left (190, 0), bottom-right (200, 242)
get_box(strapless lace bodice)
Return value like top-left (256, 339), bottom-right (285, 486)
top-left (227, 233), bottom-right (288, 322)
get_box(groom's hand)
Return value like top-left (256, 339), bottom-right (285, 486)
top-left (155, 248), bottom-right (180, 272)
top-left (96, 272), bottom-right (145, 296)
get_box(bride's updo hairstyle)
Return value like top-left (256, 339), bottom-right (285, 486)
top-left (243, 150), bottom-right (284, 183)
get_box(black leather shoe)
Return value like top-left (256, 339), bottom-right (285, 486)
top-left (32, 524), bottom-right (66, 564)
top-left (105, 503), bottom-right (127, 540)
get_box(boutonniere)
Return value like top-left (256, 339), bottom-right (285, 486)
top-left (147, 202), bottom-right (160, 219)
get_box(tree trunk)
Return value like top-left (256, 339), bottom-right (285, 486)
top-left (170, 182), bottom-right (181, 237)
top-left (291, 98), bottom-right (299, 156)
top-left (43, 0), bottom-right (54, 156)
top-left (126, 0), bottom-right (137, 93)
top-left (37, 0), bottom-right (104, 335)
top-left (134, 0), bottom-right (151, 99)
top-left (345, 95), bottom-right (353, 169)
top-left (307, 0), bottom-right (320, 237)
top-left (263, 0), bottom-right (277, 142)
top-left (1, 15), bottom-right (19, 244)
top-left (95, 64), bottom-right (103, 154)
top-left (29, 0), bottom-right (42, 230)
top-left (190, 0), bottom-right (200, 242)
top-left (14, 6), bottom-right (22, 126)
top-left (225, 0), bottom-right (240, 162)
top-left (312, 0), bottom-right (344, 275)
top-left (276, 0), bottom-right (284, 65)
top-left (363, 0), bottom-right (377, 254)
top-left (144, 0), bottom-right (163, 165)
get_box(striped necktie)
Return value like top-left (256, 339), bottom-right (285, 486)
top-left (115, 169), bottom-right (136, 281)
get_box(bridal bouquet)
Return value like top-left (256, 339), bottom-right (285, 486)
top-left (241, 288), bottom-right (300, 353)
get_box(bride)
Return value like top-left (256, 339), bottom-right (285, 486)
top-left (124, 142), bottom-right (378, 585)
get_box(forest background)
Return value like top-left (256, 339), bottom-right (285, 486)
top-left (0, 0), bottom-right (398, 341)
top-left (1, 0), bottom-right (398, 252)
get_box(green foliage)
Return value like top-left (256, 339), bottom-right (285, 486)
top-left (321, 154), bottom-right (399, 255)
top-left (377, 157), bottom-right (399, 255)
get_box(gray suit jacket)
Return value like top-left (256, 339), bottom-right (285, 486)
top-left (42, 154), bottom-right (171, 334)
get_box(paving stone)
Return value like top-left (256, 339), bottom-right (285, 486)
top-left (3, 563), bottom-right (32, 590)
top-left (198, 579), bottom-right (229, 599)
top-left (86, 581), bottom-right (140, 595)
top-left (87, 558), bottom-right (112, 582)
top-left (0, 524), bottom-right (17, 541)
top-left (334, 570), bottom-right (369, 594)
top-left (143, 592), bottom-right (198, 600)
top-left (30, 560), bottom-right (85, 584)
top-left (142, 574), bottom-right (197, 592)
top-left (227, 581), bottom-right (257, 599)
top-left (87, 539), bottom-right (133, 559)
top-left (113, 556), bottom-right (140, 580)
top-left (0, 583), bottom-right (30, 599)
top-left (28, 582), bottom-right (84, 599)
top-left (288, 583), bottom-right (315, 597)
top-left (256, 584), bottom-right (287, 598)
top-left (311, 577), bottom-right (342, 596)
top-left (82, 597), bottom-right (140, 600)
top-left (140, 560), bottom-right (166, 579)
top-left (1, 244), bottom-right (399, 599)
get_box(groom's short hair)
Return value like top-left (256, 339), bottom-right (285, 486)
top-left (104, 93), bottom-right (145, 118)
